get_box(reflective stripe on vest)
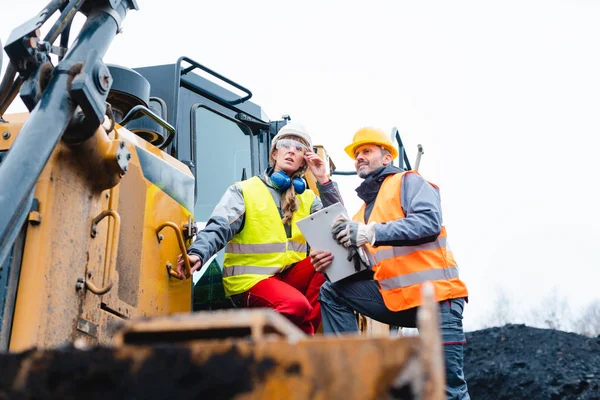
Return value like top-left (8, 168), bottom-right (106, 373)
top-left (226, 243), bottom-right (287, 254)
top-left (379, 265), bottom-right (460, 290)
top-left (222, 176), bottom-right (314, 296)
top-left (225, 241), bottom-right (307, 256)
top-left (373, 237), bottom-right (447, 263)
top-left (353, 171), bottom-right (468, 311)
top-left (222, 265), bottom-right (282, 277)
top-left (288, 241), bottom-right (308, 253)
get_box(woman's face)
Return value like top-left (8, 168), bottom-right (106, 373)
top-left (272, 137), bottom-right (308, 175)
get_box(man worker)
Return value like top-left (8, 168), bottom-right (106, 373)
top-left (310, 127), bottom-right (470, 399)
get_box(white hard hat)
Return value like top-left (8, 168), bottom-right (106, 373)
top-left (272, 122), bottom-right (313, 149)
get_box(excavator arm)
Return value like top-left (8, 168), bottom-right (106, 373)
top-left (0, 0), bottom-right (138, 266)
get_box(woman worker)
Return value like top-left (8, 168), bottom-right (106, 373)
top-left (177, 122), bottom-right (342, 334)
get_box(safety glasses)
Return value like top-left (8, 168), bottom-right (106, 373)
top-left (275, 138), bottom-right (309, 154)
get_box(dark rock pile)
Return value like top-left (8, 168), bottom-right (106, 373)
top-left (464, 324), bottom-right (600, 400)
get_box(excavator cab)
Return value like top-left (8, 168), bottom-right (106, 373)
top-left (133, 57), bottom-right (272, 280)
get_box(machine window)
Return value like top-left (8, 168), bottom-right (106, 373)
top-left (193, 107), bottom-right (252, 222)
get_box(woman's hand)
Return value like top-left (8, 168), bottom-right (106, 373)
top-left (304, 150), bottom-right (329, 184)
top-left (177, 253), bottom-right (202, 280)
top-left (310, 249), bottom-right (333, 273)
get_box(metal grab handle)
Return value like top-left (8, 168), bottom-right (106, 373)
top-left (119, 104), bottom-right (176, 150)
top-left (177, 56), bottom-right (253, 105)
top-left (156, 221), bottom-right (191, 279)
top-left (87, 209), bottom-right (121, 295)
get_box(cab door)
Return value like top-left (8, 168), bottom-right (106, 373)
top-left (190, 105), bottom-right (259, 287)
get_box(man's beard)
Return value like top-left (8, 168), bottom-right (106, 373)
top-left (357, 163), bottom-right (374, 178)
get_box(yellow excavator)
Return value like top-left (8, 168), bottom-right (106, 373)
top-left (0, 1), bottom-right (444, 398)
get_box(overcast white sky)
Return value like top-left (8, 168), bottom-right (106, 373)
top-left (3, 1), bottom-right (600, 331)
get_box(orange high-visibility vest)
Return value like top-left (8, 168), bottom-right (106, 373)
top-left (353, 171), bottom-right (468, 311)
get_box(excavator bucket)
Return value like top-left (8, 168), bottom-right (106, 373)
top-left (0, 284), bottom-right (444, 400)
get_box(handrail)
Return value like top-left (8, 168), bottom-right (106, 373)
top-left (395, 130), bottom-right (412, 171)
top-left (86, 209), bottom-right (121, 295)
top-left (177, 56), bottom-right (252, 105)
top-left (120, 104), bottom-right (175, 149)
top-left (156, 221), bottom-right (191, 279)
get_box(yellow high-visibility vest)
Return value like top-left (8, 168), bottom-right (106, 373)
top-left (223, 176), bottom-right (314, 296)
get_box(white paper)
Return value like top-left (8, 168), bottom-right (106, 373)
top-left (296, 202), bottom-right (368, 282)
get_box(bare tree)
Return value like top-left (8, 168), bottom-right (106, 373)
top-left (483, 287), bottom-right (517, 328)
top-left (528, 287), bottom-right (572, 331)
top-left (573, 300), bottom-right (600, 337)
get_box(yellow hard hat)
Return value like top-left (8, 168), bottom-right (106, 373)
top-left (344, 127), bottom-right (398, 159)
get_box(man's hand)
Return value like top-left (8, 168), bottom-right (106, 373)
top-left (331, 217), bottom-right (375, 248)
top-left (347, 246), bottom-right (374, 272)
top-left (176, 253), bottom-right (202, 280)
top-left (310, 249), bottom-right (333, 273)
top-left (304, 150), bottom-right (329, 184)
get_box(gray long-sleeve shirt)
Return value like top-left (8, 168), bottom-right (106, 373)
top-left (355, 165), bottom-right (443, 247)
top-left (188, 171), bottom-right (343, 263)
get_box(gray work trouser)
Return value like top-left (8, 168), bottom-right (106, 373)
top-left (319, 271), bottom-right (470, 400)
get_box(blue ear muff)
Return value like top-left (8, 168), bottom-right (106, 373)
top-left (271, 171), bottom-right (306, 194)
top-left (292, 177), bottom-right (306, 194)
top-left (270, 171), bottom-right (291, 191)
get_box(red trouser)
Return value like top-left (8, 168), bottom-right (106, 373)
top-left (239, 257), bottom-right (326, 335)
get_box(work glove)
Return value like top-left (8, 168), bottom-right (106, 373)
top-left (347, 246), bottom-right (374, 272)
top-left (331, 215), bottom-right (376, 248)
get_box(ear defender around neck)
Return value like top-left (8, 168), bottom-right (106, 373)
top-left (270, 171), bottom-right (306, 194)
top-left (292, 177), bottom-right (307, 194)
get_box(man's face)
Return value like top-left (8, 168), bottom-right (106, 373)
top-left (354, 144), bottom-right (391, 178)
